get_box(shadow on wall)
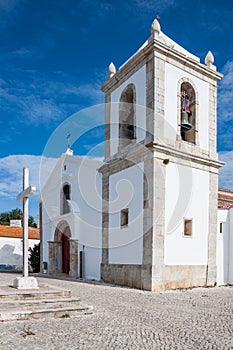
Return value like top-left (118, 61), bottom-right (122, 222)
top-left (0, 244), bottom-right (23, 270)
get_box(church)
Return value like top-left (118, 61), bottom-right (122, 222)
top-left (40, 18), bottom-right (233, 290)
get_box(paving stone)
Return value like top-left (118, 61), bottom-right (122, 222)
top-left (0, 273), bottom-right (232, 350)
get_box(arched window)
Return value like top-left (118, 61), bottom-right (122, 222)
top-left (180, 82), bottom-right (196, 143)
top-left (119, 84), bottom-right (136, 147)
top-left (60, 183), bottom-right (71, 215)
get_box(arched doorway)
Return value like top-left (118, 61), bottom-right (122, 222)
top-left (62, 226), bottom-right (71, 274)
top-left (53, 220), bottom-right (71, 275)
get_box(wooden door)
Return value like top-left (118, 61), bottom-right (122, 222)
top-left (62, 230), bottom-right (70, 274)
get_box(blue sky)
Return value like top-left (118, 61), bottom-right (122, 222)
top-left (0, 0), bottom-right (233, 221)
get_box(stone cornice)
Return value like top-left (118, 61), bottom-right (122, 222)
top-left (151, 142), bottom-right (224, 170)
top-left (98, 144), bottom-right (149, 174)
top-left (101, 38), bottom-right (223, 93)
top-left (98, 142), bottom-right (224, 175)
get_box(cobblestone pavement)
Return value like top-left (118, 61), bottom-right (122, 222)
top-left (0, 273), bottom-right (232, 350)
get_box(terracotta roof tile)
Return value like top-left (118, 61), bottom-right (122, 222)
top-left (218, 188), bottom-right (233, 209)
top-left (0, 225), bottom-right (40, 239)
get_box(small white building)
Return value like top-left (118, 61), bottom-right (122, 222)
top-left (217, 188), bottom-right (233, 285)
top-left (40, 149), bottom-right (102, 280)
top-left (0, 225), bottom-right (40, 270)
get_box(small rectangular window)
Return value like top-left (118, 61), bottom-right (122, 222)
top-left (220, 222), bottom-right (223, 234)
top-left (121, 208), bottom-right (129, 228)
top-left (184, 219), bottom-right (192, 237)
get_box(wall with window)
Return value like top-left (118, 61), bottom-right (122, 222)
top-left (164, 162), bottom-right (209, 265)
top-left (110, 65), bottom-right (146, 156)
top-left (41, 154), bottom-right (102, 280)
top-left (164, 62), bottom-right (209, 150)
top-left (108, 162), bottom-right (144, 264)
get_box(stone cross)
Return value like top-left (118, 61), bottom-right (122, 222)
top-left (13, 168), bottom-right (38, 289)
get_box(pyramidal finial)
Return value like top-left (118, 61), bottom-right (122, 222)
top-left (205, 51), bottom-right (214, 66)
top-left (151, 18), bottom-right (161, 36)
top-left (108, 62), bottom-right (116, 78)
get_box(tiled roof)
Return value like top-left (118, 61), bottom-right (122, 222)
top-left (218, 188), bottom-right (233, 209)
top-left (0, 225), bottom-right (40, 239)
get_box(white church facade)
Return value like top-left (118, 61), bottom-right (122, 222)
top-left (40, 18), bottom-right (232, 290)
top-left (40, 150), bottom-right (102, 280)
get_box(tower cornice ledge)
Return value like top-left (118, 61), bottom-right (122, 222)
top-left (101, 39), bottom-right (223, 93)
top-left (151, 143), bottom-right (224, 170)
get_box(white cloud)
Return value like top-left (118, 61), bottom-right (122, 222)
top-left (0, 155), bottom-right (41, 199)
top-left (20, 95), bottom-right (65, 126)
top-left (0, 154), bottom-right (59, 200)
top-left (0, 154), bottom-right (56, 219)
top-left (61, 83), bottom-right (103, 102)
top-left (0, 68), bottom-right (103, 126)
top-left (0, 153), bottom-right (104, 201)
top-left (219, 151), bottom-right (233, 190)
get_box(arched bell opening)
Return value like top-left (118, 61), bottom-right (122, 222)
top-left (119, 84), bottom-right (136, 148)
top-left (180, 82), bottom-right (196, 144)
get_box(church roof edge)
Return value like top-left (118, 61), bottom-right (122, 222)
top-left (101, 38), bottom-right (223, 93)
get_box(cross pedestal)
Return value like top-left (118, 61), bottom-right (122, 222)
top-left (13, 168), bottom-right (38, 289)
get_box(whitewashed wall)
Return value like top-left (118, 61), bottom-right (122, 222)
top-left (109, 162), bottom-right (144, 264)
top-left (0, 237), bottom-right (39, 269)
top-left (164, 63), bottom-right (209, 150)
top-left (229, 209), bottom-right (233, 284)
top-left (217, 208), bottom-right (233, 285)
top-left (110, 65), bottom-right (147, 156)
top-left (164, 162), bottom-right (209, 265)
top-left (41, 154), bottom-right (102, 280)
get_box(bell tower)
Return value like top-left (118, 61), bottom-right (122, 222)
top-left (99, 19), bottom-right (223, 290)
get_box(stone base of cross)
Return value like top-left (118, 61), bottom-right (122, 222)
top-left (12, 168), bottom-right (38, 289)
top-left (12, 275), bottom-right (39, 289)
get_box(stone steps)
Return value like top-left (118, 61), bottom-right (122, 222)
top-left (0, 283), bottom-right (93, 321)
top-left (0, 297), bottom-right (81, 307)
top-left (0, 285), bottom-right (71, 301)
top-left (0, 304), bottom-right (93, 321)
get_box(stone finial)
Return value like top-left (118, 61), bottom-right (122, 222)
top-left (108, 62), bottom-right (116, 78)
top-left (205, 50), bottom-right (214, 67)
top-left (65, 147), bottom-right (73, 156)
top-left (151, 18), bottom-right (161, 36)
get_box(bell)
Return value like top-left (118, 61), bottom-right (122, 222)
top-left (181, 112), bottom-right (192, 130)
top-left (127, 124), bottom-right (134, 131)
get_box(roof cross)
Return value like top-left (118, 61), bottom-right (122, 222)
top-left (67, 131), bottom-right (71, 149)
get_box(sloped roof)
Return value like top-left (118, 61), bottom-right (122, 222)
top-left (0, 225), bottom-right (40, 239)
top-left (218, 188), bottom-right (233, 209)
top-left (120, 30), bottom-right (200, 70)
